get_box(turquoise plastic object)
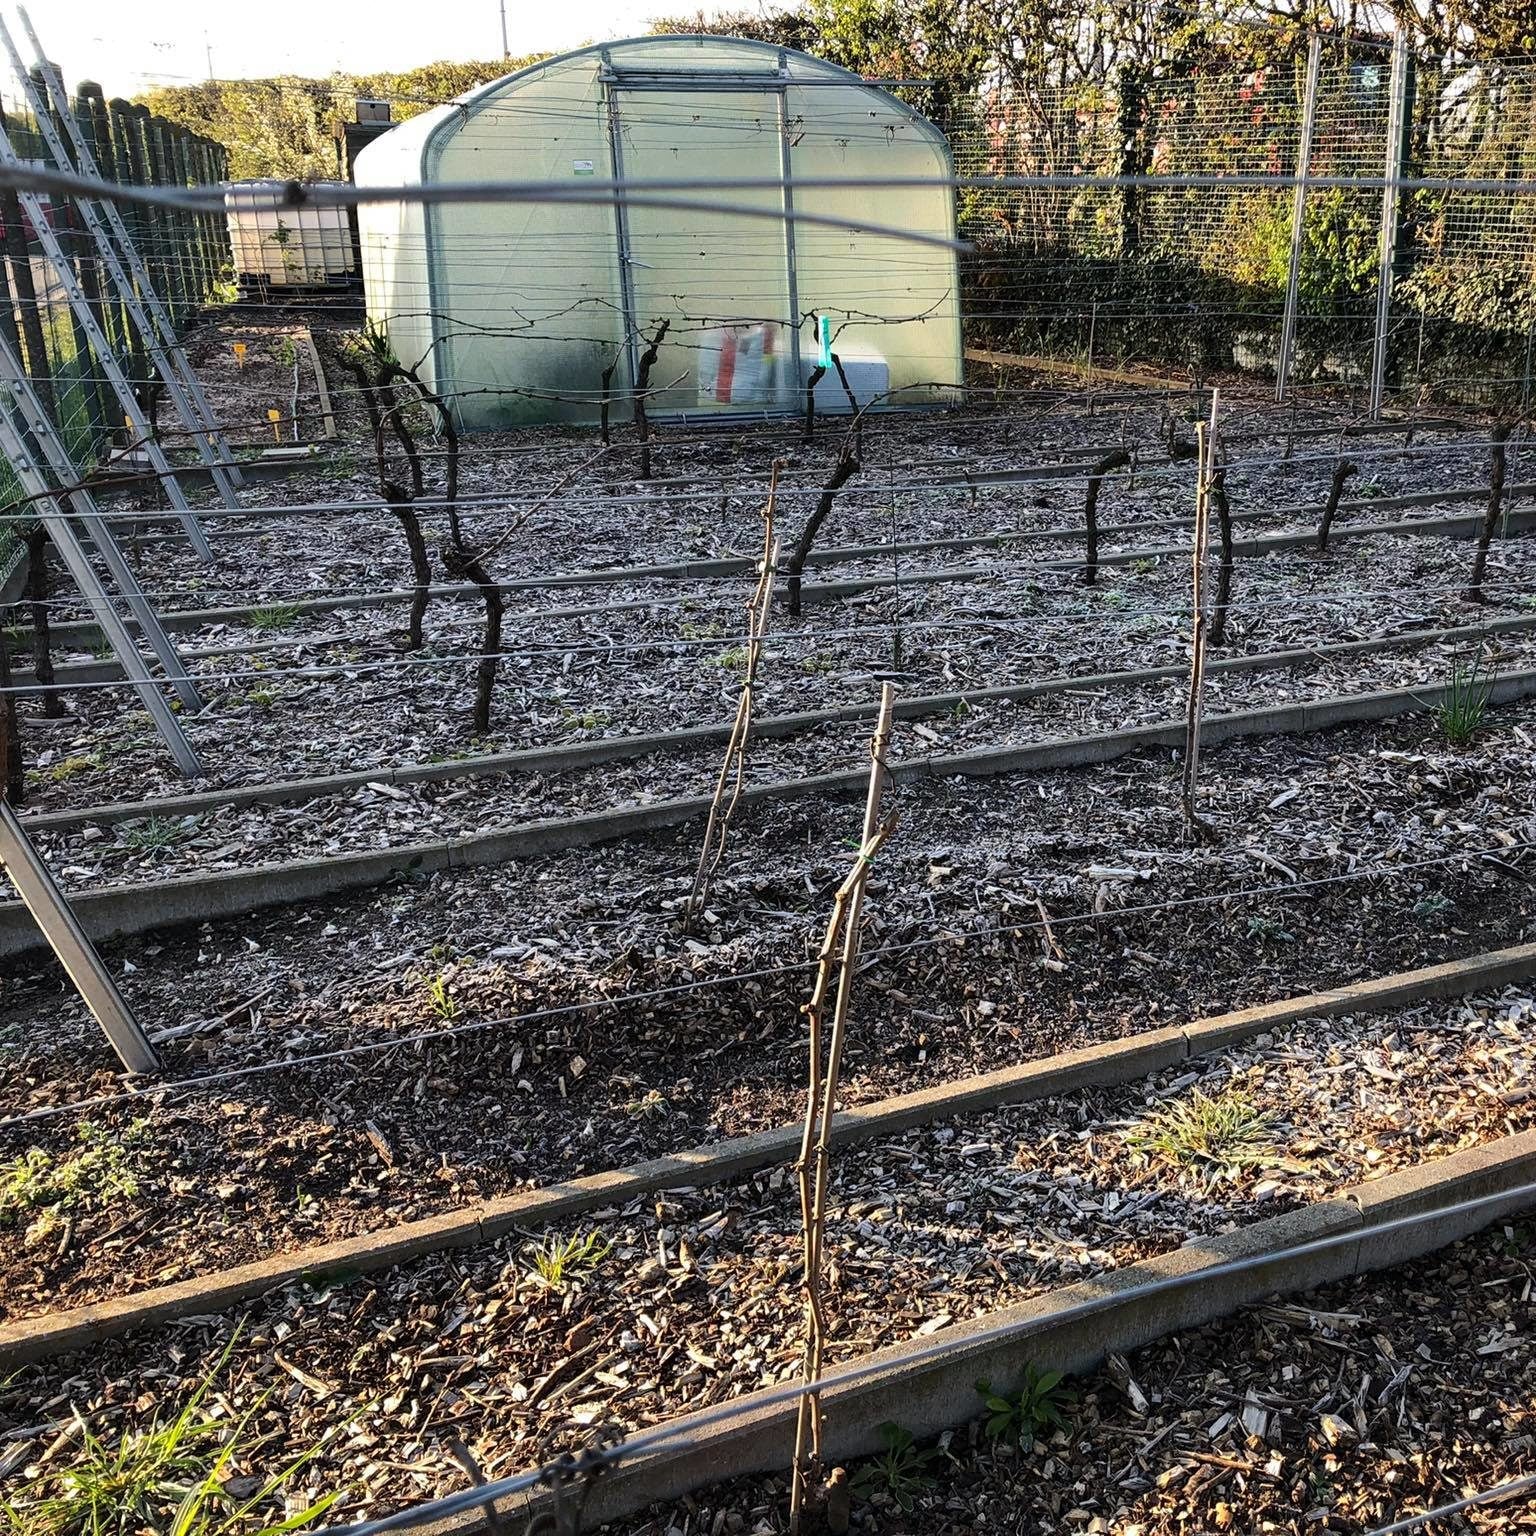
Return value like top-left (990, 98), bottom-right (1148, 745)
top-left (818, 313), bottom-right (832, 368)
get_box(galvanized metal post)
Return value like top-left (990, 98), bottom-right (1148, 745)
top-left (1276, 34), bottom-right (1322, 403)
top-left (601, 54), bottom-right (644, 395)
top-left (0, 418), bottom-right (205, 773)
top-left (776, 51), bottom-right (804, 405)
top-left (0, 798), bottom-right (159, 1074)
top-left (1369, 33), bottom-right (1412, 420)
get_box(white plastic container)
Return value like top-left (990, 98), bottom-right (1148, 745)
top-left (225, 183), bottom-right (356, 290)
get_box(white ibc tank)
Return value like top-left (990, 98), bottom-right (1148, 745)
top-left (225, 183), bottom-right (356, 289)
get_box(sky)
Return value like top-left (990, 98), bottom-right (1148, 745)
top-left (50, 0), bottom-right (673, 92)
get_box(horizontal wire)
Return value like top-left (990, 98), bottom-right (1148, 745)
top-left (1361, 1474), bottom-right (1536, 1536)
top-left (4, 835), bottom-right (1530, 1131)
top-left (295, 1171), bottom-right (1536, 1536)
top-left (5, 576), bottom-right (1532, 696)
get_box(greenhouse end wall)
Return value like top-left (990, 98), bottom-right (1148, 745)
top-left (353, 36), bottom-right (963, 431)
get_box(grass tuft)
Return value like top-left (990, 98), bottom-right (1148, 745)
top-left (424, 973), bottom-right (457, 1021)
top-left (1125, 1086), bottom-right (1276, 1183)
top-left (523, 1229), bottom-right (612, 1292)
top-left (118, 816), bottom-right (193, 854)
top-left (248, 603), bottom-right (302, 633)
top-left (0, 1351), bottom-right (344, 1536)
top-left (1436, 659), bottom-right (1492, 745)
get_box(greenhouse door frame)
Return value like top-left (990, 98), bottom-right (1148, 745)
top-left (599, 50), bottom-right (804, 415)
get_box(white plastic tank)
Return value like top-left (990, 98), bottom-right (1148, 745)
top-left (225, 182), bottom-right (357, 290)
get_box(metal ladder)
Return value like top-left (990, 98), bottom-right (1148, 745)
top-left (0, 117), bottom-right (214, 559)
top-left (7, 8), bottom-right (245, 503)
top-left (0, 327), bottom-right (205, 776)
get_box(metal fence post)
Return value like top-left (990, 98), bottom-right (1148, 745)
top-left (1369, 33), bottom-right (1412, 419)
top-left (1276, 34), bottom-right (1322, 403)
top-left (0, 798), bottom-right (159, 1074)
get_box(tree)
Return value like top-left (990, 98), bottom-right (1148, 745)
top-left (138, 56), bottom-right (546, 180)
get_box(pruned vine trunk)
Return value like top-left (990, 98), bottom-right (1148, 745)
top-left (442, 543), bottom-right (505, 734)
top-left (1208, 466), bottom-right (1235, 646)
top-left (1466, 423), bottom-right (1513, 603)
top-left (802, 364), bottom-right (826, 440)
top-left (632, 319), bottom-right (669, 481)
top-left (785, 443), bottom-right (861, 618)
top-left (24, 528), bottom-right (62, 718)
top-left (341, 354), bottom-right (434, 648)
top-left (1315, 457), bottom-right (1358, 552)
top-left (1082, 449), bottom-right (1131, 585)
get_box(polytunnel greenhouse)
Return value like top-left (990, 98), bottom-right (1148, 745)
top-left (352, 35), bottom-right (962, 429)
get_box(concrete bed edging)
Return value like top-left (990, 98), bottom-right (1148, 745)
top-left (5, 664), bottom-right (1536, 961)
top-left (540, 1129), bottom-right (1536, 1534)
top-left (2, 938), bottom-right (1531, 1369)
top-left (25, 608), bottom-right (1536, 836)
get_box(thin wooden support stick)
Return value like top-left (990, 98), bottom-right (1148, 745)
top-left (1182, 391), bottom-right (1219, 839)
top-left (686, 463), bottom-right (782, 923)
top-left (790, 683), bottom-right (897, 1532)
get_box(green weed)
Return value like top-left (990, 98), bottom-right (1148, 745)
top-left (248, 603), bottom-right (301, 633)
top-left (245, 690), bottom-right (276, 711)
top-left (560, 709), bottom-right (611, 732)
top-left (849, 1422), bottom-right (940, 1512)
top-left (0, 1120), bottom-right (150, 1234)
top-left (1245, 913), bottom-right (1295, 943)
top-left (118, 816), bottom-right (193, 855)
top-left (1128, 557), bottom-right (1158, 575)
top-left (524, 1230), bottom-right (612, 1292)
top-left (1436, 659), bottom-right (1492, 745)
top-left (38, 753), bottom-right (102, 785)
top-left (0, 1352), bottom-right (344, 1536)
top-left (623, 1089), bottom-right (668, 1120)
top-left (1125, 1086), bottom-right (1276, 1182)
top-left (1412, 892), bottom-right (1456, 921)
top-left (713, 646), bottom-right (749, 671)
top-left (679, 620), bottom-right (724, 641)
top-left (424, 974), bottom-right (457, 1021)
top-left (977, 1365), bottom-right (1074, 1443)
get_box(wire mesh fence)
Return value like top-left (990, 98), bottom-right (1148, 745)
top-left (0, 59), bottom-right (230, 590)
top-left (947, 42), bottom-right (1536, 409)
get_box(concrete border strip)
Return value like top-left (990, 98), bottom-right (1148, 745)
top-left (550, 1131), bottom-right (1536, 1534)
top-left (5, 666), bottom-right (1536, 960)
top-left (25, 610), bottom-right (1536, 835)
top-left (3, 939), bottom-right (1531, 1368)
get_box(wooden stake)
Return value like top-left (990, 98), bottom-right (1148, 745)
top-left (789, 684), bottom-right (897, 1532)
top-left (1182, 391), bottom-right (1218, 839)
top-left (686, 463), bottom-right (782, 923)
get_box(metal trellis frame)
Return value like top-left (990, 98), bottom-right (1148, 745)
top-left (1369, 34), bottom-right (1412, 419)
top-left (0, 118), bottom-right (213, 559)
top-left (0, 341), bottom-right (204, 776)
top-left (1275, 33), bottom-right (1322, 404)
top-left (0, 329), bottom-right (203, 713)
top-left (7, 8), bottom-right (244, 503)
top-left (0, 797), bottom-right (158, 1074)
